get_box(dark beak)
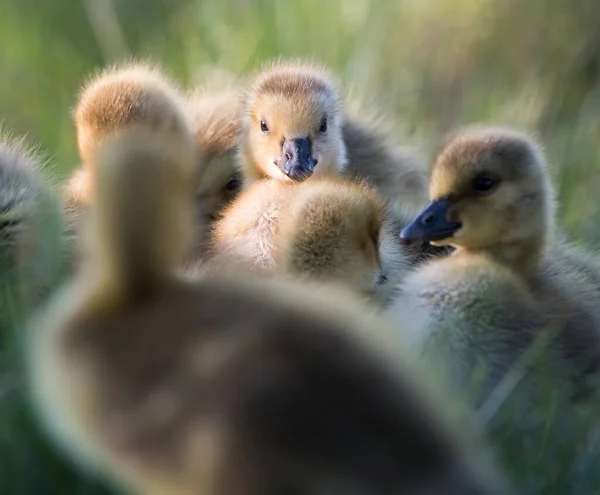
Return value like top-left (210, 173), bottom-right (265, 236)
top-left (399, 199), bottom-right (461, 245)
top-left (279, 138), bottom-right (314, 182)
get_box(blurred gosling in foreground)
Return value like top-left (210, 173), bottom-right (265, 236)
top-left (28, 124), bottom-right (505, 495)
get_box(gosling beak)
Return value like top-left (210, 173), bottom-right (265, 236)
top-left (279, 138), bottom-right (314, 182)
top-left (399, 199), bottom-right (461, 245)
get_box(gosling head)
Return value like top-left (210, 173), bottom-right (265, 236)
top-left (277, 178), bottom-right (385, 296)
top-left (400, 126), bottom-right (554, 259)
top-left (195, 155), bottom-right (242, 222)
top-left (74, 61), bottom-right (189, 168)
top-left (241, 60), bottom-right (347, 184)
top-left (188, 86), bottom-right (244, 221)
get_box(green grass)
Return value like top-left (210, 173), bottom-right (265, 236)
top-left (2, 0), bottom-right (600, 492)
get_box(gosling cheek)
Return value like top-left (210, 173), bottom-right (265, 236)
top-left (314, 149), bottom-right (338, 171)
top-left (443, 227), bottom-right (472, 247)
top-left (446, 208), bottom-right (461, 224)
top-left (311, 152), bottom-right (322, 168)
top-left (251, 143), bottom-right (273, 167)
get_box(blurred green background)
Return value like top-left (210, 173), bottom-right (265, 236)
top-left (2, 0), bottom-right (600, 492)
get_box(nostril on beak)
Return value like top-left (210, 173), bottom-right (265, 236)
top-left (422, 213), bottom-right (435, 226)
top-left (285, 152), bottom-right (292, 162)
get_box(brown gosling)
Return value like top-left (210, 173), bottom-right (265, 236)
top-left (186, 68), bottom-right (244, 216)
top-left (239, 59), bottom-right (347, 185)
top-left (388, 125), bottom-right (600, 410)
top-left (184, 75), bottom-right (245, 259)
top-left (62, 61), bottom-right (201, 266)
top-left (73, 61), bottom-right (190, 171)
top-left (210, 175), bottom-right (408, 302)
top-left (64, 60), bottom-right (190, 211)
top-left (65, 62), bottom-right (250, 265)
top-left (28, 126), bottom-right (506, 495)
top-left (238, 59), bottom-right (436, 266)
top-left (239, 60), bottom-right (428, 202)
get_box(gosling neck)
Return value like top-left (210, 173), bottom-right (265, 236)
top-left (457, 235), bottom-right (547, 280)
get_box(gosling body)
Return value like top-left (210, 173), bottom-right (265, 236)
top-left (210, 175), bottom-right (408, 300)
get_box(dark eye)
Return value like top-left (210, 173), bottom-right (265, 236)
top-left (225, 177), bottom-right (242, 192)
top-left (319, 117), bottom-right (328, 134)
top-left (471, 174), bottom-right (499, 195)
top-left (260, 120), bottom-right (270, 134)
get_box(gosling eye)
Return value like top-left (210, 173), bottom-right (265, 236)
top-left (471, 174), bottom-right (500, 195)
top-left (225, 177), bottom-right (242, 192)
top-left (260, 120), bottom-right (270, 134)
top-left (319, 117), bottom-right (328, 134)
